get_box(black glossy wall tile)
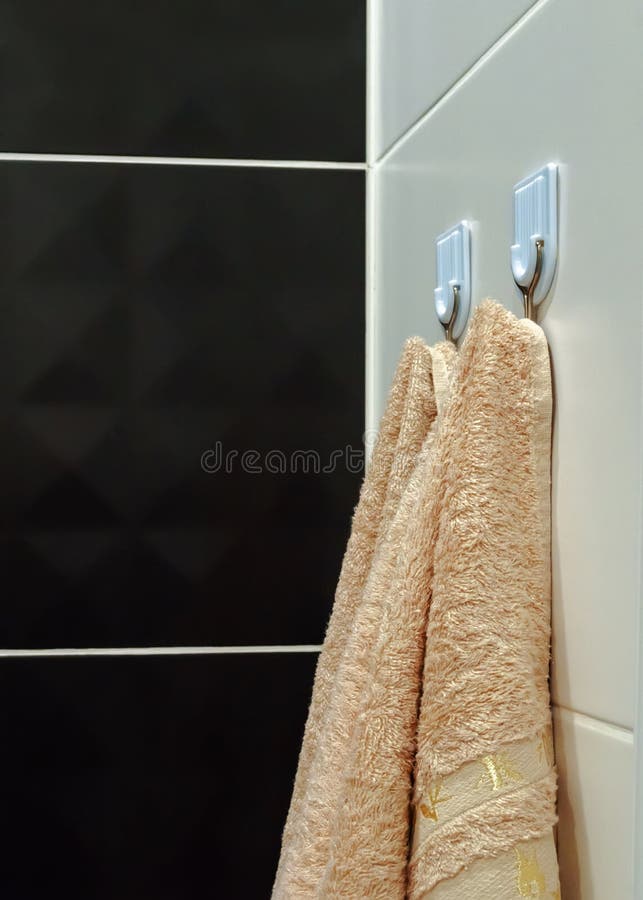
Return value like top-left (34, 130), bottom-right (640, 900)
top-left (0, 163), bottom-right (364, 646)
top-left (0, 2), bottom-right (366, 161)
top-left (0, 652), bottom-right (315, 899)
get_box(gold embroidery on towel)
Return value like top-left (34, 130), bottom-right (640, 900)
top-left (419, 780), bottom-right (452, 822)
top-left (412, 730), bottom-right (555, 855)
top-left (478, 753), bottom-right (522, 792)
top-left (515, 846), bottom-right (546, 897)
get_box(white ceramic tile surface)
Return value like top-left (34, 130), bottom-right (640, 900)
top-left (368, 0), bottom-right (535, 160)
top-left (636, 636), bottom-right (643, 896)
top-left (554, 707), bottom-right (634, 899)
top-left (371, 0), bottom-right (642, 729)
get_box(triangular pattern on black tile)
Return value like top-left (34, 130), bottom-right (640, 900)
top-left (21, 470), bottom-right (122, 529)
top-left (141, 527), bottom-right (240, 582)
top-left (143, 218), bottom-right (238, 290)
top-left (20, 361), bottom-right (118, 406)
top-left (4, 285), bottom-right (118, 395)
top-left (15, 185), bottom-right (130, 283)
top-left (75, 538), bottom-right (197, 637)
top-left (20, 407), bottom-right (120, 466)
top-left (25, 530), bottom-right (119, 579)
top-left (129, 295), bottom-right (190, 400)
top-left (0, 537), bottom-right (69, 641)
top-left (141, 96), bottom-right (226, 158)
top-left (140, 352), bottom-right (235, 407)
top-left (0, 413), bottom-right (71, 524)
top-left (73, 406), bottom-right (234, 524)
top-left (0, 166), bottom-right (120, 274)
top-left (19, 300), bottom-right (130, 404)
top-left (261, 349), bottom-right (354, 412)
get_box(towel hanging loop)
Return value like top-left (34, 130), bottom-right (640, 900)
top-left (514, 237), bottom-right (544, 321)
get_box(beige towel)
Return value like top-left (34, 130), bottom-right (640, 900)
top-left (315, 341), bottom-right (456, 898)
top-left (275, 300), bottom-right (558, 899)
top-left (273, 336), bottom-right (441, 897)
top-left (410, 301), bottom-right (560, 898)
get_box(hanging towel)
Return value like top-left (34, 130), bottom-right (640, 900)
top-left (314, 340), bottom-right (456, 899)
top-left (409, 301), bottom-right (560, 898)
top-left (273, 336), bottom-right (440, 897)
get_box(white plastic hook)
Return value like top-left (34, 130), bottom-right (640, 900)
top-left (510, 164), bottom-right (558, 317)
top-left (434, 221), bottom-right (471, 341)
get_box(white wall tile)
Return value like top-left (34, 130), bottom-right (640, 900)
top-left (368, 0), bottom-right (535, 161)
top-left (554, 708), bottom-right (634, 899)
top-left (371, 0), bottom-right (642, 729)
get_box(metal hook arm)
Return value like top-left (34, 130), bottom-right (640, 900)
top-left (514, 238), bottom-right (544, 321)
top-left (444, 284), bottom-right (460, 343)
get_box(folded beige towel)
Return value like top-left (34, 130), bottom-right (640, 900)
top-left (273, 337), bottom-right (440, 897)
top-left (409, 301), bottom-right (559, 898)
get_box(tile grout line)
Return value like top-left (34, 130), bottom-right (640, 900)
top-left (633, 280), bottom-right (643, 898)
top-left (0, 645), bottom-right (323, 657)
top-left (0, 152), bottom-right (366, 171)
top-left (365, 0), bottom-right (377, 167)
top-left (372, 0), bottom-right (551, 168)
top-left (553, 702), bottom-right (634, 740)
top-left (365, 163), bottom-right (378, 446)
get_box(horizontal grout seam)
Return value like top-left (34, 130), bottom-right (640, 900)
top-left (552, 702), bottom-right (634, 740)
top-left (0, 152), bottom-right (366, 171)
top-left (0, 645), bottom-right (323, 658)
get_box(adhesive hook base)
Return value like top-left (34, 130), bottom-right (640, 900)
top-left (434, 221), bottom-right (471, 341)
top-left (510, 163), bottom-right (558, 312)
